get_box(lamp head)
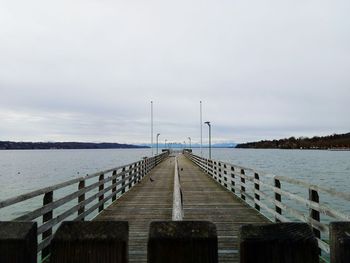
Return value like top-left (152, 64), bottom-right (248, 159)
top-left (204, 121), bottom-right (211, 126)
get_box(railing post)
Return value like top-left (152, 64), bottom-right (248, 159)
top-left (254, 173), bottom-right (260, 211)
top-left (274, 178), bottom-right (282, 222)
top-left (128, 165), bottom-right (133, 189)
top-left (309, 189), bottom-right (321, 240)
top-left (78, 179), bottom-right (85, 220)
top-left (240, 169), bottom-right (246, 201)
top-left (231, 167), bottom-right (235, 193)
top-left (98, 173), bottom-right (104, 213)
top-left (121, 167), bottom-right (126, 194)
top-left (42, 190), bottom-right (53, 261)
top-left (112, 170), bottom-right (117, 202)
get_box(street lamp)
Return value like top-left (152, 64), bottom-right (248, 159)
top-left (188, 137), bottom-right (191, 149)
top-left (165, 139), bottom-right (167, 149)
top-left (156, 133), bottom-right (160, 155)
top-left (183, 141), bottom-right (186, 149)
top-left (204, 121), bottom-right (211, 159)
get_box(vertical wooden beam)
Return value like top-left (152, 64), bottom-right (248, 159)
top-left (51, 221), bottom-right (128, 263)
top-left (330, 222), bottom-right (350, 263)
top-left (274, 178), bottom-right (282, 222)
top-left (231, 166), bottom-right (235, 193)
top-left (121, 167), bottom-right (126, 194)
top-left (112, 170), bottom-right (117, 202)
top-left (98, 173), bottom-right (104, 213)
top-left (239, 223), bottom-right (318, 263)
top-left (78, 179), bottom-right (85, 220)
top-left (240, 169), bottom-right (246, 201)
top-left (254, 173), bottom-right (260, 211)
top-left (42, 191), bottom-right (53, 261)
top-left (309, 189), bottom-right (321, 239)
top-left (0, 222), bottom-right (37, 263)
top-left (148, 221), bottom-right (218, 263)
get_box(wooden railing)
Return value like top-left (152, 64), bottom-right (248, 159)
top-left (0, 151), bottom-right (169, 262)
top-left (184, 151), bottom-right (350, 259)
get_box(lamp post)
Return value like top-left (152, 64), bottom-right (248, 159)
top-left (156, 133), bottom-right (160, 155)
top-left (204, 121), bottom-right (211, 159)
top-left (165, 139), bottom-right (167, 149)
top-left (183, 141), bottom-right (186, 149)
top-left (188, 137), bottom-right (191, 150)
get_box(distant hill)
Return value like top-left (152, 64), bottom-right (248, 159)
top-left (236, 133), bottom-right (350, 149)
top-left (0, 141), bottom-right (149, 150)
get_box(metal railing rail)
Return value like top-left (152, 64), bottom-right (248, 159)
top-left (184, 151), bottom-right (350, 257)
top-left (0, 151), bottom-right (169, 261)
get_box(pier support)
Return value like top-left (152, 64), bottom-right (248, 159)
top-left (330, 222), bottom-right (350, 263)
top-left (148, 221), bottom-right (218, 263)
top-left (239, 223), bottom-right (318, 263)
top-left (0, 222), bottom-right (37, 263)
top-left (50, 221), bottom-right (128, 263)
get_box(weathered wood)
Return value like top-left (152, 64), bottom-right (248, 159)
top-left (330, 222), bottom-right (350, 263)
top-left (309, 189), bottom-right (321, 240)
top-left (78, 179), bottom-right (85, 220)
top-left (112, 170), bottom-right (117, 202)
top-left (254, 173), bottom-right (260, 211)
top-left (239, 223), bottom-right (319, 263)
top-left (50, 221), bottom-right (128, 263)
top-left (96, 155), bottom-right (173, 262)
top-left (42, 191), bottom-right (53, 261)
top-left (98, 173), bottom-right (104, 212)
top-left (0, 222), bottom-right (37, 263)
top-left (172, 157), bottom-right (183, 220)
top-left (121, 167), bottom-right (126, 194)
top-left (148, 221), bottom-right (218, 263)
top-left (240, 169), bottom-right (246, 201)
top-left (179, 155), bottom-right (268, 263)
top-left (274, 179), bottom-right (282, 222)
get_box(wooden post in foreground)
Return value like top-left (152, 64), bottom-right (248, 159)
top-left (330, 222), bottom-right (350, 263)
top-left (0, 222), bottom-right (37, 263)
top-left (51, 221), bottom-right (128, 263)
top-left (148, 221), bottom-right (218, 263)
top-left (239, 223), bottom-right (318, 263)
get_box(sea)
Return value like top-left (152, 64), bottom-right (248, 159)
top-left (0, 148), bottom-right (349, 222)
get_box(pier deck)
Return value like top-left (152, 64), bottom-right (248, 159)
top-left (178, 155), bottom-right (268, 262)
top-left (96, 154), bottom-right (267, 262)
top-left (96, 157), bottom-right (175, 262)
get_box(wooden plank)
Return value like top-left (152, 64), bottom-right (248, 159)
top-left (178, 155), bottom-right (268, 263)
top-left (95, 155), bottom-right (173, 262)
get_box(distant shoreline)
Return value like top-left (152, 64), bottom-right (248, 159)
top-left (236, 132), bottom-right (350, 150)
top-left (0, 141), bottom-right (149, 150)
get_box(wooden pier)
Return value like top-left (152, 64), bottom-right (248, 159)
top-left (96, 157), bottom-right (175, 262)
top-left (178, 155), bottom-right (267, 262)
top-left (1, 150), bottom-right (350, 263)
top-left (95, 155), bottom-right (267, 262)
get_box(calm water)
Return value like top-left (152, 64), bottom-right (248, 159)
top-left (0, 148), bottom-right (349, 221)
top-left (193, 148), bottom-right (350, 193)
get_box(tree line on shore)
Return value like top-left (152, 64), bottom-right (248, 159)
top-left (0, 141), bottom-right (148, 150)
top-left (236, 132), bottom-right (350, 149)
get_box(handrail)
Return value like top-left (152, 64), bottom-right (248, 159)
top-left (0, 151), bottom-right (169, 261)
top-left (172, 156), bottom-right (183, 220)
top-left (184, 151), bottom-right (350, 257)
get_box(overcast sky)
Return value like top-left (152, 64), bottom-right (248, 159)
top-left (1, 0), bottom-right (349, 144)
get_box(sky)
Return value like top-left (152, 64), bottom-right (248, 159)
top-left (1, 0), bottom-right (349, 144)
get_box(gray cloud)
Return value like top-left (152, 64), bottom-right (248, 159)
top-left (1, 0), bottom-right (349, 143)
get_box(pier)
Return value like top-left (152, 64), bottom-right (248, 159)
top-left (0, 150), bottom-right (350, 262)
